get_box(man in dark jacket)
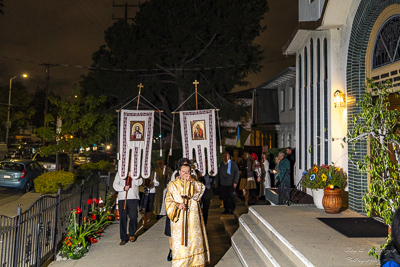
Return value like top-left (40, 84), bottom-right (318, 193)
top-left (215, 151), bottom-right (240, 214)
top-left (286, 147), bottom-right (295, 188)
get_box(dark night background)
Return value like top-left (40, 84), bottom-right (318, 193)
top-left (0, 0), bottom-right (297, 96)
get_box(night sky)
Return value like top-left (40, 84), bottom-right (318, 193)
top-left (0, 0), bottom-right (296, 96)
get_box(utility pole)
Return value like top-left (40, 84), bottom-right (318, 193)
top-left (112, 0), bottom-right (141, 22)
top-left (39, 63), bottom-right (59, 126)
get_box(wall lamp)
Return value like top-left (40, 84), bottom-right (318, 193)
top-left (333, 90), bottom-right (345, 108)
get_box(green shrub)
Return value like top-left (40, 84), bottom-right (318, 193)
top-left (34, 171), bottom-right (75, 193)
top-left (78, 160), bottom-right (112, 178)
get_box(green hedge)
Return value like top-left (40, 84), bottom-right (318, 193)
top-left (77, 160), bottom-right (112, 178)
top-left (34, 171), bottom-right (75, 193)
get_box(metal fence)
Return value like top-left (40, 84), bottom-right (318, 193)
top-left (0, 172), bottom-right (111, 267)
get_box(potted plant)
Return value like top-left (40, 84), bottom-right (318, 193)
top-left (300, 164), bottom-right (347, 211)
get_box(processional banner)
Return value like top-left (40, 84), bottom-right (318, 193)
top-left (119, 109), bottom-right (154, 179)
top-left (180, 109), bottom-right (218, 176)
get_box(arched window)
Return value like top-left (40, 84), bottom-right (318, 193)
top-left (373, 16), bottom-right (400, 69)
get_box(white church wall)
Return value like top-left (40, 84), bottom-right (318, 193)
top-left (299, 0), bottom-right (325, 22)
top-left (328, 0), bottom-right (363, 186)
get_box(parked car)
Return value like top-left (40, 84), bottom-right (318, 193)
top-left (74, 152), bottom-right (111, 166)
top-left (5, 143), bottom-right (30, 159)
top-left (33, 153), bottom-right (71, 172)
top-left (0, 159), bottom-right (45, 193)
top-left (74, 153), bottom-right (91, 165)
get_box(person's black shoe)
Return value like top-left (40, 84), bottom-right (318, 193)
top-left (119, 240), bottom-right (128, 245)
top-left (222, 211), bottom-right (229, 214)
top-left (229, 211), bottom-right (234, 215)
top-left (167, 249), bottom-right (172, 261)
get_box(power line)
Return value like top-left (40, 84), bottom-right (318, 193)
top-left (2, 55), bottom-right (293, 74)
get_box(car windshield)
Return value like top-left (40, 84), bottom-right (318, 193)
top-left (0, 162), bottom-right (24, 171)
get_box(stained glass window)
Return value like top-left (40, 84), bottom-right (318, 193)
top-left (373, 16), bottom-right (400, 69)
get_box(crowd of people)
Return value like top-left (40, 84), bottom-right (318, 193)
top-left (112, 147), bottom-right (296, 266)
top-left (227, 147), bottom-right (296, 206)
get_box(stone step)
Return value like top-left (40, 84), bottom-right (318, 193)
top-left (220, 216), bottom-right (238, 238)
top-left (231, 227), bottom-right (272, 267)
top-left (215, 247), bottom-right (243, 267)
top-left (248, 207), bottom-right (314, 267)
top-left (240, 214), bottom-right (297, 267)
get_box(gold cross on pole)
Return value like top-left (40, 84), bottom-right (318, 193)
top-left (137, 83), bottom-right (144, 110)
top-left (193, 80), bottom-right (199, 110)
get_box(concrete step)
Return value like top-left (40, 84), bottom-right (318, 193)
top-left (240, 214), bottom-right (297, 267)
top-left (220, 216), bottom-right (238, 238)
top-left (231, 227), bottom-right (272, 267)
top-left (234, 207), bottom-right (247, 221)
top-left (248, 207), bottom-right (314, 267)
top-left (215, 247), bottom-right (243, 267)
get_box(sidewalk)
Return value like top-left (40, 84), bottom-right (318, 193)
top-left (50, 218), bottom-right (171, 267)
top-left (50, 195), bottom-right (234, 267)
top-left (0, 191), bottom-right (43, 217)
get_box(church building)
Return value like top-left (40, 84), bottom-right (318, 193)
top-left (284, 0), bottom-right (400, 212)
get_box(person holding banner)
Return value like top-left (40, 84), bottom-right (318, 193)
top-left (165, 163), bottom-right (210, 266)
top-left (113, 171), bottom-right (143, 245)
top-left (154, 158), bottom-right (172, 219)
top-left (139, 168), bottom-right (159, 230)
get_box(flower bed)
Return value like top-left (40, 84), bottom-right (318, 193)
top-left (59, 193), bottom-right (115, 259)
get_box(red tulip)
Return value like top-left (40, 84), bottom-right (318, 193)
top-left (75, 207), bottom-right (82, 214)
top-left (92, 214), bottom-right (96, 220)
top-left (93, 198), bottom-right (99, 204)
top-left (87, 199), bottom-right (93, 205)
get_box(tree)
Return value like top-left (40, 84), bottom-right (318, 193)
top-left (347, 79), bottom-right (400, 258)
top-left (0, 82), bottom-right (36, 142)
top-left (36, 89), bottom-right (115, 171)
top-left (82, 0), bottom-right (268, 133)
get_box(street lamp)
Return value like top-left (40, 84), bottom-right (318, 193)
top-left (6, 74), bottom-right (28, 146)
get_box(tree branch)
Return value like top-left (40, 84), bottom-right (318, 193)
top-left (185, 31), bottom-right (218, 65)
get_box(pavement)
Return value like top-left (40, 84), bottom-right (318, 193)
top-left (2, 185), bottom-right (386, 266)
top-left (51, 217), bottom-right (171, 267)
top-left (49, 195), bottom-right (233, 267)
top-left (0, 190), bottom-right (43, 217)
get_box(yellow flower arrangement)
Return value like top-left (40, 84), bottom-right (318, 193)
top-left (301, 164), bottom-right (347, 190)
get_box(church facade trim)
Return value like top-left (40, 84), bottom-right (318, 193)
top-left (285, 0), bottom-right (400, 213)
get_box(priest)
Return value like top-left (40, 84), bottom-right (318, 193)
top-left (165, 163), bottom-right (210, 266)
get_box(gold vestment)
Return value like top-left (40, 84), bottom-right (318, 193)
top-left (165, 178), bottom-right (210, 267)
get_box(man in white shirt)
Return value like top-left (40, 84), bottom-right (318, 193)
top-left (113, 171), bottom-right (142, 245)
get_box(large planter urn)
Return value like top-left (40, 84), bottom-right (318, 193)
top-left (312, 189), bottom-right (324, 209)
top-left (322, 188), bottom-right (342, 214)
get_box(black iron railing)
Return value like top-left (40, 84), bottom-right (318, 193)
top-left (0, 172), bottom-right (111, 267)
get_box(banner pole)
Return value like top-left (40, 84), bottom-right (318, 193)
top-left (193, 80), bottom-right (199, 110)
top-left (137, 83), bottom-right (143, 110)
